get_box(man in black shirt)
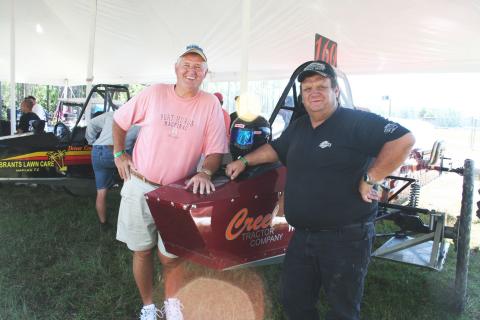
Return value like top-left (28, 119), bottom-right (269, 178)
top-left (17, 98), bottom-right (40, 134)
top-left (226, 61), bottom-right (415, 320)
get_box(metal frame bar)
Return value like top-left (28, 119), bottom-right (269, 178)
top-left (385, 175), bottom-right (416, 202)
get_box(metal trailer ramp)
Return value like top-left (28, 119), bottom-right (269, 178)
top-left (373, 236), bottom-right (450, 270)
top-left (373, 211), bottom-right (450, 271)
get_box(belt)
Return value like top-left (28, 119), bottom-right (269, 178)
top-left (302, 221), bottom-right (373, 233)
top-left (94, 145), bottom-right (113, 148)
top-left (130, 170), bottom-right (162, 187)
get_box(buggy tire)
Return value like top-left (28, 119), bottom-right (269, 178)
top-left (454, 159), bottom-right (474, 313)
top-left (62, 183), bottom-right (96, 197)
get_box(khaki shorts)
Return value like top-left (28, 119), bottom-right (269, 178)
top-left (116, 175), bottom-right (177, 258)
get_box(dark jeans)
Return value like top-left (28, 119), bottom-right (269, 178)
top-left (281, 222), bottom-right (375, 320)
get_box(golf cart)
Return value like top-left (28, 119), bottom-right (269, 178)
top-left (0, 84), bottom-right (130, 194)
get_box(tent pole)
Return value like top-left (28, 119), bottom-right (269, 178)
top-left (85, 0), bottom-right (97, 123)
top-left (227, 81), bottom-right (231, 113)
top-left (62, 79), bottom-right (68, 99)
top-left (46, 85), bottom-right (50, 112)
top-left (239, 0), bottom-right (251, 96)
top-left (9, 0), bottom-right (16, 135)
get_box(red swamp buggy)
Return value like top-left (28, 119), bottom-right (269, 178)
top-left (0, 84), bottom-right (130, 195)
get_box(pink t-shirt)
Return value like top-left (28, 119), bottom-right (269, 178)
top-left (114, 84), bottom-right (228, 185)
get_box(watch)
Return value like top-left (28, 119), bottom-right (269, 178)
top-left (198, 168), bottom-right (213, 177)
top-left (363, 173), bottom-right (380, 186)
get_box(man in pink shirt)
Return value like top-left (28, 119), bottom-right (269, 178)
top-left (113, 45), bottom-right (227, 320)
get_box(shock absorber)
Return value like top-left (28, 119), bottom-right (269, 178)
top-left (408, 181), bottom-right (421, 207)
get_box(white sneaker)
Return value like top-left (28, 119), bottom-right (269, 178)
top-left (140, 304), bottom-right (163, 320)
top-left (164, 298), bottom-right (184, 320)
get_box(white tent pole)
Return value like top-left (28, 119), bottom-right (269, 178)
top-left (62, 79), bottom-right (68, 99)
top-left (9, 0), bottom-right (16, 135)
top-left (85, 0), bottom-right (97, 123)
top-left (227, 81), bottom-right (231, 113)
top-left (239, 0), bottom-right (251, 95)
top-left (86, 0), bottom-right (97, 92)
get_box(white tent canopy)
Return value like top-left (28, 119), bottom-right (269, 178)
top-left (1, 0), bottom-right (480, 85)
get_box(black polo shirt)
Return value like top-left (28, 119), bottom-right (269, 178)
top-left (270, 107), bottom-right (410, 230)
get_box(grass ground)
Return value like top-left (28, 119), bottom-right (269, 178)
top-left (0, 171), bottom-right (479, 319)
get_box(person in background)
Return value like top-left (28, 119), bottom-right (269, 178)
top-left (213, 92), bottom-right (231, 139)
top-left (229, 95), bottom-right (239, 124)
top-left (16, 98), bottom-right (40, 134)
top-left (1, 104), bottom-right (11, 136)
top-left (85, 111), bottom-right (139, 231)
top-left (113, 45), bottom-right (227, 320)
top-left (226, 61), bottom-right (415, 320)
top-left (26, 96), bottom-right (47, 121)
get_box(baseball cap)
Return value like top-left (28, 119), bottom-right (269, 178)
top-left (297, 61), bottom-right (336, 82)
top-left (213, 92), bottom-right (223, 103)
top-left (180, 44), bottom-right (207, 62)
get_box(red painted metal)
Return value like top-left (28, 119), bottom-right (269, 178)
top-left (146, 139), bottom-right (444, 270)
top-left (146, 166), bottom-right (294, 270)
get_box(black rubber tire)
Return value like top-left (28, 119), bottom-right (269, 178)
top-left (454, 159), bottom-right (474, 313)
top-left (62, 180), bottom-right (97, 197)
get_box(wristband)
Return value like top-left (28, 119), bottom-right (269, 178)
top-left (114, 150), bottom-right (126, 158)
top-left (238, 156), bottom-right (248, 167)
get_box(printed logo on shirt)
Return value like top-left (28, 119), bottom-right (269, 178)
top-left (384, 123), bottom-right (398, 134)
top-left (28, 120), bottom-right (36, 132)
top-left (160, 114), bottom-right (194, 130)
top-left (318, 140), bottom-right (332, 149)
top-left (169, 127), bottom-right (179, 138)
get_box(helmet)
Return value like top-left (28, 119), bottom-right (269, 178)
top-left (230, 116), bottom-right (271, 160)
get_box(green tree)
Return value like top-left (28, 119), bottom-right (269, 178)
top-left (128, 84), bottom-right (147, 97)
